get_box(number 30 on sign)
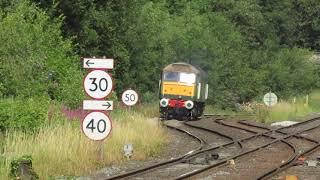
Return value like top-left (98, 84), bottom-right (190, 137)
top-left (84, 70), bottom-right (113, 99)
top-left (82, 112), bottom-right (112, 141)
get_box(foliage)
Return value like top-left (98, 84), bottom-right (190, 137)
top-left (309, 90), bottom-right (320, 110)
top-left (0, 98), bottom-right (49, 132)
top-left (10, 155), bottom-right (39, 179)
top-left (0, 107), bottom-right (166, 179)
top-left (248, 90), bottom-right (320, 123)
top-left (0, 0), bottom-right (319, 109)
top-left (260, 0), bottom-right (320, 50)
top-left (0, 0), bottom-right (83, 107)
top-left (141, 91), bottom-right (159, 103)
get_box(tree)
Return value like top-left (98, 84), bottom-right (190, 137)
top-left (0, 0), bottom-right (83, 107)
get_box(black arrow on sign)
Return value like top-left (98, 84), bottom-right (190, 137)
top-left (86, 60), bottom-right (95, 67)
top-left (102, 102), bottom-right (112, 109)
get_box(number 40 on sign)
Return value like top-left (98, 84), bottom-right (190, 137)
top-left (82, 112), bottom-right (112, 141)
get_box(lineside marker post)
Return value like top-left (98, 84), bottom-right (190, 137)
top-left (263, 91), bottom-right (278, 121)
top-left (305, 95), bottom-right (309, 106)
top-left (293, 97), bottom-right (297, 118)
top-left (121, 89), bottom-right (139, 159)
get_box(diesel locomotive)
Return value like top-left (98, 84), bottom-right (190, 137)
top-left (159, 62), bottom-right (208, 120)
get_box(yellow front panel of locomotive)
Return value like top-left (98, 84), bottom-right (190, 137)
top-left (162, 82), bottom-right (195, 97)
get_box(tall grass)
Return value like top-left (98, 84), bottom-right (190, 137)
top-left (257, 102), bottom-right (313, 123)
top-left (256, 90), bottom-right (320, 123)
top-left (204, 90), bottom-right (320, 123)
top-left (309, 90), bottom-right (320, 110)
top-left (0, 105), bottom-right (166, 179)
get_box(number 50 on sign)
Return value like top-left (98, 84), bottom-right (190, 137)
top-left (122, 89), bottom-right (139, 106)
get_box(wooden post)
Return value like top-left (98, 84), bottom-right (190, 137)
top-left (294, 97), bottom-right (297, 118)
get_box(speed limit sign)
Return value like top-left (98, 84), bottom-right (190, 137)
top-left (122, 89), bottom-right (139, 106)
top-left (84, 70), bottom-right (113, 99)
top-left (82, 111), bottom-right (112, 141)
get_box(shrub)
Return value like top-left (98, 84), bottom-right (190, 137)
top-left (141, 91), bottom-right (158, 103)
top-left (0, 0), bottom-right (83, 108)
top-left (10, 155), bottom-right (39, 179)
top-left (0, 97), bottom-right (49, 132)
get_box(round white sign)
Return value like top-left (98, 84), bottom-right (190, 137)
top-left (84, 70), bottom-right (113, 99)
top-left (263, 92), bottom-right (278, 107)
top-left (82, 112), bottom-right (112, 141)
top-left (122, 89), bottom-right (139, 106)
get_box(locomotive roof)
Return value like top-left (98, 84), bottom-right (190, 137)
top-left (163, 62), bottom-right (200, 74)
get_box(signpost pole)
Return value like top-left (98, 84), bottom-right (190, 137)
top-left (99, 140), bottom-right (104, 162)
top-left (81, 57), bottom-right (114, 163)
top-left (263, 91), bottom-right (278, 122)
top-left (268, 91), bottom-right (271, 120)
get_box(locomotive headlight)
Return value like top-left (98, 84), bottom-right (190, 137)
top-left (185, 100), bottom-right (194, 109)
top-left (160, 98), bottom-right (169, 107)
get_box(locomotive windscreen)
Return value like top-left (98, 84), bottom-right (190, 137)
top-left (163, 72), bottom-right (196, 84)
top-left (163, 72), bottom-right (179, 82)
top-left (179, 73), bottom-right (196, 84)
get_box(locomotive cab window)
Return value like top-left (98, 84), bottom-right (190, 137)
top-left (163, 72), bottom-right (179, 82)
top-left (163, 72), bottom-right (196, 84)
top-left (179, 73), bottom-right (196, 84)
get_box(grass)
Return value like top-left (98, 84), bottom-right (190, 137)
top-left (0, 104), bottom-right (166, 179)
top-left (204, 105), bottom-right (253, 118)
top-left (204, 105), bottom-right (237, 115)
top-left (256, 102), bottom-right (313, 123)
top-left (309, 90), bottom-right (320, 110)
top-left (204, 90), bottom-right (320, 124)
top-left (1, 91), bottom-right (319, 178)
top-left (253, 90), bottom-right (320, 123)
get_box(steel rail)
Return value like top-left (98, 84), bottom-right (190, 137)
top-left (106, 122), bottom-right (205, 180)
top-left (183, 120), bottom-right (243, 150)
top-left (175, 116), bottom-right (320, 179)
top-left (107, 115), bottom-right (320, 179)
top-left (256, 123), bottom-right (320, 179)
top-left (214, 119), bottom-right (298, 179)
top-left (238, 120), bottom-right (319, 144)
top-left (258, 142), bottom-right (320, 180)
top-left (107, 119), bottom-right (245, 180)
top-left (215, 117), bottom-right (320, 179)
top-left (180, 116), bottom-right (295, 160)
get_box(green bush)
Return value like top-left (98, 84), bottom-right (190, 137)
top-left (10, 155), bottom-right (39, 179)
top-left (0, 97), bottom-right (49, 132)
top-left (0, 0), bottom-right (83, 108)
top-left (141, 91), bottom-right (158, 103)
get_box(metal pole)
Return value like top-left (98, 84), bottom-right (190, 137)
top-left (99, 140), bottom-right (104, 162)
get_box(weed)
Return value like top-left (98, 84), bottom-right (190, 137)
top-left (0, 106), bottom-right (166, 179)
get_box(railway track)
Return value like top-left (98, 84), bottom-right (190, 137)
top-left (178, 115), bottom-right (320, 179)
top-left (238, 119), bottom-right (320, 179)
top-left (106, 115), bottom-right (320, 180)
top-left (106, 120), bottom-right (236, 179)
